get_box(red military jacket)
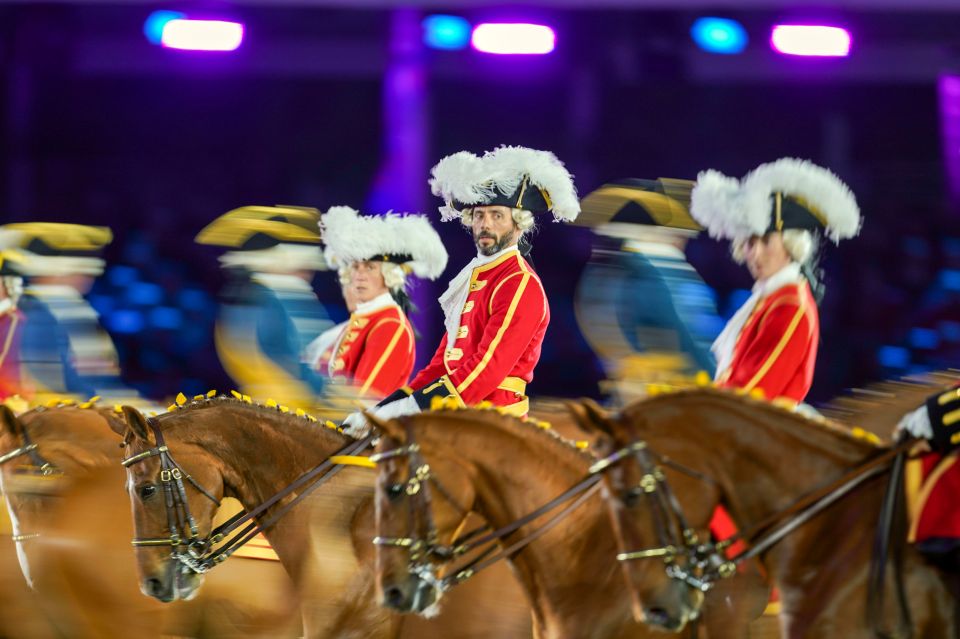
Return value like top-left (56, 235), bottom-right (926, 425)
top-left (405, 248), bottom-right (549, 416)
top-left (317, 299), bottom-right (415, 400)
top-left (717, 280), bottom-right (819, 404)
top-left (0, 307), bottom-right (24, 400)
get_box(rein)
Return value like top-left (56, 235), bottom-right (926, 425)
top-left (591, 440), bottom-right (726, 593)
top-left (0, 425), bottom-right (59, 476)
top-left (371, 422), bottom-right (605, 592)
top-left (604, 432), bottom-right (917, 638)
top-left (717, 443), bottom-right (910, 571)
top-left (0, 421), bottom-right (61, 545)
top-left (120, 418), bottom-right (372, 573)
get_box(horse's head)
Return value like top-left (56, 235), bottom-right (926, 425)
top-left (115, 406), bottom-right (225, 603)
top-left (368, 412), bottom-right (477, 617)
top-left (569, 398), bottom-right (708, 633)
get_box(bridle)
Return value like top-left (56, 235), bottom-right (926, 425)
top-left (120, 417), bottom-right (372, 574)
top-left (0, 417), bottom-right (61, 544)
top-left (595, 431), bottom-right (912, 596)
top-left (589, 439), bottom-right (736, 594)
top-left (370, 421), bottom-right (608, 594)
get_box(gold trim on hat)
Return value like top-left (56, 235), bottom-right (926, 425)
top-left (3, 223), bottom-right (113, 251)
top-left (775, 192), bottom-right (784, 232)
top-left (515, 175), bottom-right (529, 209)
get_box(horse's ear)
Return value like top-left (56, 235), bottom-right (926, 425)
top-left (365, 410), bottom-right (406, 442)
top-left (100, 409), bottom-right (128, 437)
top-left (120, 406), bottom-right (151, 443)
top-left (0, 404), bottom-right (23, 439)
top-left (566, 398), bottom-right (614, 438)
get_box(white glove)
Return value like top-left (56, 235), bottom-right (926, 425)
top-left (342, 395), bottom-right (421, 438)
top-left (895, 405), bottom-right (933, 440)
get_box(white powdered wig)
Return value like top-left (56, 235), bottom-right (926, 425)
top-left (429, 145), bottom-right (580, 223)
top-left (320, 206), bottom-right (448, 280)
top-left (691, 158), bottom-right (861, 244)
top-left (219, 243), bottom-right (325, 273)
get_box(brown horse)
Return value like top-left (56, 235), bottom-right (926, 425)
top-left (370, 408), bottom-right (769, 639)
top-left (115, 397), bottom-right (533, 639)
top-left (569, 387), bottom-right (958, 639)
top-left (0, 404), bottom-right (301, 638)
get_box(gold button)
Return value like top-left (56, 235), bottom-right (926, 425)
top-left (462, 300), bottom-right (474, 313)
top-left (332, 358), bottom-right (345, 371)
top-left (469, 280), bottom-right (487, 292)
top-left (457, 326), bottom-right (469, 339)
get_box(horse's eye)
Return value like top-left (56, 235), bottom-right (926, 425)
top-left (138, 484), bottom-right (158, 501)
top-left (387, 483), bottom-right (405, 500)
top-left (622, 487), bottom-right (641, 508)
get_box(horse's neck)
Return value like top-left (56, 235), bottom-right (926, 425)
top-left (27, 411), bottom-right (122, 472)
top-left (171, 406), bottom-right (349, 506)
top-left (647, 396), bottom-right (902, 613)
top-left (424, 419), bottom-right (627, 632)
top-left (653, 397), bottom-right (873, 526)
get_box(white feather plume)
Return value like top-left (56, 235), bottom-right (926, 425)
top-left (429, 145), bottom-right (580, 223)
top-left (320, 206), bottom-right (448, 280)
top-left (690, 169), bottom-right (748, 241)
top-left (429, 151), bottom-right (493, 222)
top-left (690, 158), bottom-right (861, 243)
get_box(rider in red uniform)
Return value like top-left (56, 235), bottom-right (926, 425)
top-left (343, 145), bottom-right (580, 433)
top-left (690, 158), bottom-right (862, 561)
top-left (319, 206), bottom-right (447, 400)
top-left (691, 158), bottom-right (861, 405)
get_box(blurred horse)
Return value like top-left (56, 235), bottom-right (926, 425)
top-left (0, 405), bottom-right (300, 638)
top-left (115, 397), bottom-right (532, 639)
top-left (371, 408), bottom-right (768, 639)
top-left (569, 388), bottom-right (957, 639)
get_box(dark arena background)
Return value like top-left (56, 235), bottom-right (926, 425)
top-left (3, 2), bottom-right (960, 638)
top-left (1, 0), bottom-right (957, 403)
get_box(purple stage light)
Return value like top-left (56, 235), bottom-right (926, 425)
top-left (770, 25), bottom-right (851, 57)
top-left (471, 23), bottom-right (555, 55)
top-left (940, 75), bottom-right (960, 210)
top-left (161, 19), bottom-right (244, 52)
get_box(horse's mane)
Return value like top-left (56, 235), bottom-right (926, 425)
top-left (13, 405), bottom-right (129, 470)
top-left (629, 386), bottom-right (885, 451)
top-left (151, 395), bottom-right (347, 440)
top-left (408, 407), bottom-right (597, 466)
top-left (819, 370), bottom-right (960, 442)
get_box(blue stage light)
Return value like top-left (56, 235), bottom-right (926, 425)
top-left (877, 346), bottom-right (910, 369)
top-left (144, 10), bottom-right (186, 45)
top-left (908, 328), bottom-right (940, 350)
top-left (107, 310), bottom-right (146, 334)
top-left (423, 15), bottom-right (471, 50)
top-left (691, 17), bottom-right (748, 55)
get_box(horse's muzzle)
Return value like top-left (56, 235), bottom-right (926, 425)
top-left (141, 562), bottom-right (203, 603)
top-left (381, 574), bottom-right (438, 615)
